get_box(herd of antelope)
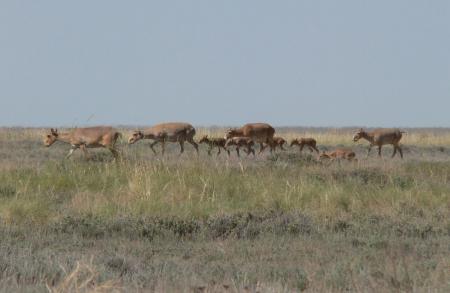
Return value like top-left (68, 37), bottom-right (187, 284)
top-left (43, 122), bottom-right (406, 161)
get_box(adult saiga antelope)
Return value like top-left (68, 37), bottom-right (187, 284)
top-left (225, 123), bottom-right (275, 154)
top-left (353, 128), bottom-right (405, 158)
top-left (128, 122), bottom-right (198, 155)
top-left (43, 127), bottom-right (122, 159)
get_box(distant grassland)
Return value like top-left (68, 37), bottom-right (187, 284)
top-left (0, 127), bottom-right (449, 292)
top-left (3, 126), bottom-right (450, 146)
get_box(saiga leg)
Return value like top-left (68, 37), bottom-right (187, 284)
top-left (188, 138), bottom-right (199, 154)
top-left (65, 145), bottom-right (77, 159)
top-left (178, 140), bottom-right (184, 154)
top-left (149, 141), bottom-right (159, 155)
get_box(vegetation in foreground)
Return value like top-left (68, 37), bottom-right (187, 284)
top-left (0, 127), bottom-right (449, 292)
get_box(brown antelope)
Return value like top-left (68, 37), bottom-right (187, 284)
top-left (264, 136), bottom-right (286, 151)
top-left (225, 137), bottom-right (255, 157)
top-left (353, 128), bottom-right (404, 158)
top-left (198, 135), bottom-right (230, 156)
top-left (225, 123), bottom-right (275, 154)
top-left (319, 149), bottom-right (356, 162)
top-left (43, 127), bottom-right (122, 159)
top-left (128, 122), bottom-right (198, 155)
top-left (290, 138), bottom-right (319, 153)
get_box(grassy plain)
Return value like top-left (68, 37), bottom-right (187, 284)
top-left (0, 127), bottom-right (449, 292)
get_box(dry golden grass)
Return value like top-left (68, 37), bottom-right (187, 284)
top-left (46, 257), bottom-right (121, 293)
top-left (3, 126), bottom-right (450, 146)
top-left (0, 127), bottom-right (449, 292)
top-left (196, 126), bottom-right (450, 146)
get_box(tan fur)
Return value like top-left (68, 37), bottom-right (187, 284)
top-left (43, 126), bottom-right (121, 159)
top-left (353, 128), bottom-right (404, 158)
top-left (225, 137), bottom-right (255, 157)
top-left (225, 123), bottom-right (275, 154)
top-left (199, 135), bottom-right (230, 156)
top-left (128, 122), bottom-right (198, 155)
top-left (264, 136), bottom-right (286, 151)
top-left (319, 149), bottom-right (356, 161)
top-left (290, 138), bottom-right (319, 153)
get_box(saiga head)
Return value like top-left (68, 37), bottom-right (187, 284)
top-left (44, 128), bottom-right (58, 147)
top-left (128, 130), bottom-right (144, 144)
top-left (353, 128), bottom-right (366, 142)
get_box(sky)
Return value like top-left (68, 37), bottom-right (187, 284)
top-left (1, 1), bottom-right (449, 127)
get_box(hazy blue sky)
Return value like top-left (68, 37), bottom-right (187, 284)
top-left (1, 1), bottom-right (449, 127)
